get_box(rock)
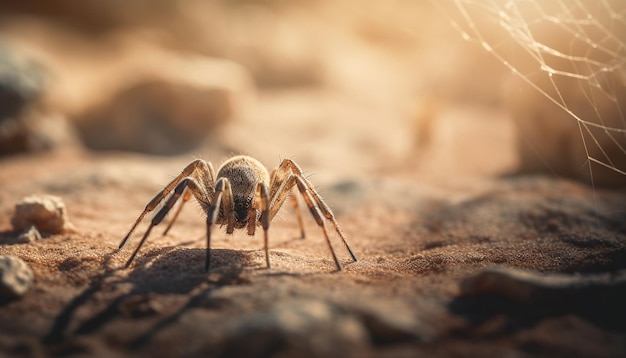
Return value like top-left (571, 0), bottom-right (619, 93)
top-left (0, 43), bottom-right (44, 121)
top-left (460, 266), bottom-right (626, 305)
top-left (456, 266), bottom-right (626, 333)
top-left (11, 195), bottom-right (73, 234)
top-left (0, 256), bottom-right (34, 299)
top-left (74, 52), bottom-right (253, 155)
top-left (16, 225), bottom-right (42, 244)
top-left (344, 301), bottom-right (421, 345)
top-left (75, 80), bottom-right (229, 155)
top-left (221, 299), bottom-right (367, 357)
top-left (0, 1), bottom-right (179, 36)
top-left (0, 42), bottom-right (60, 156)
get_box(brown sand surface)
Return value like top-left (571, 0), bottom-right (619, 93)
top-left (1, 100), bottom-right (625, 356)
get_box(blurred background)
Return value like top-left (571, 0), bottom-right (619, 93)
top-left (1, 0), bottom-right (624, 187)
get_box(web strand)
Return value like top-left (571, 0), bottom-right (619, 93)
top-left (439, 0), bottom-right (626, 185)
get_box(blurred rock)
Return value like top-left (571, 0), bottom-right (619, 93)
top-left (0, 1), bottom-right (179, 36)
top-left (0, 111), bottom-right (78, 156)
top-left (221, 299), bottom-right (367, 357)
top-left (74, 54), bottom-right (253, 155)
top-left (0, 43), bottom-right (43, 155)
top-left (0, 1), bottom-right (325, 88)
top-left (460, 266), bottom-right (626, 305)
top-left (11, 195), bottom-right (74, 234)
top-left (345, 302), bottom-right (421, 345)
top-left (16, 225), bottom-right (42, 244)
top-left (0, 256), bottom-right (34, 299)
top-left (458, 266), bottom-right (626, 334)
top-left (0, 44), bottom-right (44, 120)
top-left (0, 42), bottom-right (77, 155)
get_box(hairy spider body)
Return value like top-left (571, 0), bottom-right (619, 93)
top-left (216, 156), bottom-right (269, 230)
top-left (118, 155), bottom-right (357, 272)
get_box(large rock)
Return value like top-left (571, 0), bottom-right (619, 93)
top-left (0, 42), bottom-right (76, 156)
top-left (0, 43), bottom-right (51, 156)
top-left (73, 52), bottom-right (253, 155)
top-left (0, 43), bottom-right (44, 120)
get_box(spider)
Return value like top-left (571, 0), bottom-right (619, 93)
top-left (118, 155), bottom-right (358, 272)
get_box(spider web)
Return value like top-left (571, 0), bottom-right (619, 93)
top-left (437, 0), bottom-right (626, 187)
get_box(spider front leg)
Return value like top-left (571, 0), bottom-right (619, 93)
top-left (257, 183), bottom-right (271, 268)
top-left (244, 183), bottom-right (271, 267)
top-left (119, 159), bottom-right (215, 249)
top-left (205, 178), bottom-right (233, 272)
top-left (124, 177), bottom-right (204, 268)
top-left (162, 187), bottom-right (192, 236)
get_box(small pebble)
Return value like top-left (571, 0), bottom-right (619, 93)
top-left (11, 195), bottom-right (73, 234)
top-left (16, 225), bottom-right (42, 244)
top-left (0, 255), bottom-right (34, 299)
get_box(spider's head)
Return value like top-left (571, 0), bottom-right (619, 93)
top-left (233, 196), bottom-right (253, 227)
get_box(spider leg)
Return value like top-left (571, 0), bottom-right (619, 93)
top-left (124, 177), bottom-right (203, 268)
top-left (162, 186), bottom-right (192, 236)
top-left (119, 159), bottom-right (216, 249)
top-left (268, 175), bottom-right (297, 220)
top-left (269, 166), bottom-right (305, 238)
top-left (293, 176), bottom-right (343, 271)
top-left (290, 189), bottom-right (306, 239)
top-left (271, 159), bottom-right (358, 265)
top-left (222, 180), bottom-right (236, 235)
top-left (257, 183), bottom-right (271, 268)
top-left (205, 178), bottom-right (233, 272)
top-left (270, 167), bottom-right (343, 270)
top-left (297, 175), bottom-right (358, 263)
top-left (246, 183), bottom-right (271, 267)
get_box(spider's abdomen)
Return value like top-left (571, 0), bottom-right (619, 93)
top-left (217, 156), bottom-right (270, 189)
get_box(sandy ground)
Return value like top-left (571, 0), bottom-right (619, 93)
top-left (1, 94), bottom-right (626, 357)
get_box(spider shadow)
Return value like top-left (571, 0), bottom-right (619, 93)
top-left (43, 246), bottom-right (250, 348)
top-left (131, 242), bottom-right (341, 351)
top-left (124, 247), bottom-right (252, 350)
top-left (43, 252), bottom-right (120, 345)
